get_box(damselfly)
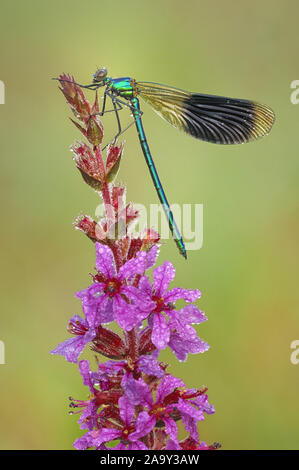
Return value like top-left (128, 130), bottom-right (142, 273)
top-left (57, 68), bottom-right (275, 259)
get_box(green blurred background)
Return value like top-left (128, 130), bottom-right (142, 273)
top-left (1, 0), bottom-right (298, 450)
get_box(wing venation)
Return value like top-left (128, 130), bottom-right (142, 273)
top-left (136, 81), bottom-right (275, 144)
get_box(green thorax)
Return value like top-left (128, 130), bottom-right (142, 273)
top-left (106, 77), bottom-right (137, 100)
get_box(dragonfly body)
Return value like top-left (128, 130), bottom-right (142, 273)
top-left (97, 74), bottom-right (187, 257)
top-left (107, 77), bottom-right (135, 99)
top-left (131, 97), bottom-right (187, 258)
top-left (58, 68), bottom-right (275, 258)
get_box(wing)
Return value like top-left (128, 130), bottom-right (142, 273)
top-left (136, 81), bottom-right (275, 144)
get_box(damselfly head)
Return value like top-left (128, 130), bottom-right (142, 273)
top-left (93, 67), bottom-right (107, 83)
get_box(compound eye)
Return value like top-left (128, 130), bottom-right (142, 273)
top-left (93, 67), bottom-right (108, 83)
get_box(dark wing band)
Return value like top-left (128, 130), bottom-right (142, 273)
top-left (136, 82), bottom-right (275, 145)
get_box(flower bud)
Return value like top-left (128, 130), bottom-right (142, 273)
top-left (92, 326), bottom-right (127, 359)
top-left (73, 215), bottom-right (97, 241)
top-left (71, 142), bottom-right (105, 190)
top-left (105, 144), bottom-right (124, 183)
top-left (86, 116), bottom-right (104, 146)
top-left (58, 74), bottom-right (91, 121)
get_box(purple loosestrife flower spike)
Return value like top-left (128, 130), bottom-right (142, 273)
top-left (52, 74), bottom-right (218, 451)
top-left (76, 243), bottom-right (155, 331)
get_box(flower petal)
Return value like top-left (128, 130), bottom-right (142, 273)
top-left (122, 285), bottom-right (154, 308)
top-left (180, 412), bottom-right (199, 441)
top-left (177, 305), bottom-right (207, 324)
top-left (92, 428), bottom-right (122, 447)
top-left (177, 398), bottom-right (202, 421)
top-left (50, 336), bottom-right (86, 363)
top-left (192, 394), bottom-right (215, 415)
top-left (78, 400), bottom-right (98, 431)
top-left (96, 298), bottom-right (114, 324)
top-left (73, 431), bottom-right (94, 450)
top-left (153, 261), bottom-right (175, 297)
top-left (168, 333), bottom-right (209, 361)
top-left (76, 283), bottom-right (106, 306)
top-left (95, 243), bottom-right (117, 278)
top-left (118, 250), bottom-right (147, 280)
top-left (79, 360), bottom-right (93, 390)
top-left (122, 374), bottom-right (153, 407)
top-left (129, 411), bottom-right (156, 440)
top-left (156, 374), bottom-right (185, 402)
top-left (145, 245), bottom-right (160, 269)
top-left (118, 395), bottom-right (135, 426)
top-left (166, 439), bottom-right (181, 450)
top-left (113, 295), bottom-right (141, 331)
top-left (168, 311), bottom-right (198, 339)
top-left (138, 352), bottom-right (165, 378)
top-left (164, 287), bottom-right (201, 303)
top-left (151, 312), bottom-right (170, 350)
top-left (139, 275), bottom-right (153, 297)
top-left (164, 417), bottom-right (178, 443)
top-left (128, 440), bottom-right (148, 450)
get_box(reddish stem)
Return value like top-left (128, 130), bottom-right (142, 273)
top-left (126, 328), bottom-right (139, 362)
top-left (109, 241), bottom-right (123, 271)
top-left (101, 181), bottom-right (113, 217)
top-left (94, 145), bottom-right (105, 180)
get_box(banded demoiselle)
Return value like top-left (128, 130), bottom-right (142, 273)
top-left (57, 68), bottom-right (275, 259)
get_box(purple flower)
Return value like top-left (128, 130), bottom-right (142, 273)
top-left (122, 373), bottom-right (214, 446)
top-left (73, 396), bottom-right (151, 450)
top-left (50, 315), bottom-right (91, 363)
top-left (139, 262), bottom-right (207, 354)
top-left (122, 374), bottom-right (184, 444)
top-left (68, 361), bottom-right (101, 430)
top-left (137, 350), bottom-right (165, 378)
top-left (77, 243), bottom-right (155, 331)
top-left (96, 360), bottom-right (127, 390)
top-left (69, 360), bottom-right (123, 430)
top-left (50, 288), bottom-right (115, 363)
